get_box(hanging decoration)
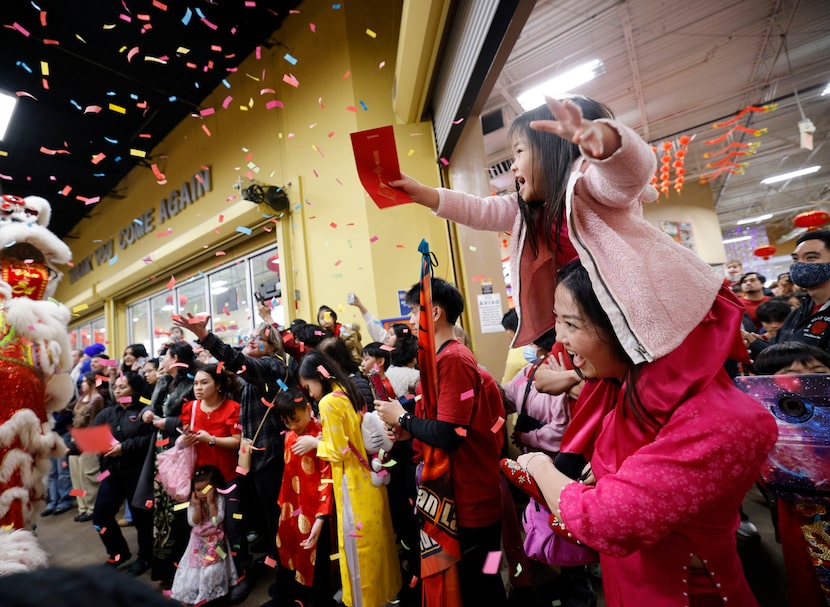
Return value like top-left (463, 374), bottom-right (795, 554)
top-left (650, 135), bottom-right (692, 198)
top-left (753, 244), bottom-right (777, 260)
top-left (700, 104), bottom-right (777, 184)
top-left (793, 210), bottom-right (830, 231)
top-left (266, 253), bottom-right (280, 273)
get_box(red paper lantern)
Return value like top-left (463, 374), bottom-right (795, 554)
top-left (266, 254), bottom-right (280, 273)
top-left (793, 210), bottom-right (830, 231)
top-left (754, 245), bottom-right (777, 260)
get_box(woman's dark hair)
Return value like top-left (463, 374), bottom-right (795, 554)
top-left (756, 299), bottom-right (792, 324)
top-left (362, 342), bottom-right (391, 371)
top-left (753, 341), bottom-right (830, 376)
top-left (192, 464), bottom-right (226, 491)
top-left (390, 323), bottom-right (412, 341)
top-left (119, 370), bottom-right (147, 406)
top-left (390, 334), bottom-right (418, 367)
top-left (298, 351), bottom-right (364, 414)
top-left (161, 341), bottom-right (196, 386)
top-left (510, 96), bottom-right (614, 257)
top-left (533, 327), bottom-right (557, 353)
top-left (121, 343), bottom-right (149, 372)
top-left (318, 336), bottom-right (360, 374)
top-left (195, 363), bottom-right (241, 402)
top-left (146, 357), bottom-right (160, 370)
top-left (292, 323), bottom-right (332, 349)
top-left (501, 308), bottom-right (519, 333)
top-left (274, 388), bottom-right (309, 425)
top-left (556, 260), bottom-right (658, 429)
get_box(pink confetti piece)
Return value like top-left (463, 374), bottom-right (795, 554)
top-left (482, 550), bottom-right (502, 574)
top-left (471, 274), bottom-right (485, 283)
top-left (199, 107), bottom-right (215, 116)
top-left (12, 22), bottom-right (30, 37)
top-left (145, 499), bottom-right (154, 508)
top-left (440, 157), bottom-right (450, 166)
top-left (291, 507), bottom-right (303, 518)
top-left (117, 396), bottom-right (132, 404)
top-left (216, 483), bottom-right (237, 495)
top-left (454, 427), bottom-right (467, 437)
top-left (317, 364), bottom-right (331, 378)
top-left (261, 397), bottom-right (274, 408)
top-left (265, 100), bottom-right (284, 109)
top-left (329, 222), bottom-right (337, 229)
top-left (264, 556), bottom-right (277, 568)
top-left (342, 70), bottom-right (351, 79)
top-left (345, 105), bottom-right (357, 112)
top-left (127, 47), bottom-right (140, 62)
top-left (216, 362), bottom-right (224, 373)
top-left (460, 389), bottom-right (475, 401)
top-left (202, 124), bottom-right (212, 136)
top-left (309, 23), bottom-right (316, 32)
top-left (490, 417), bottom-right (506, 433)
top-left (97, 470), bottom-right (111, 481)
top-left (167, 275), bottom-right (176, 289)
top-left (452, 117), bottom-right (465, 125)
top-left (222, 95), bottom-right (233, 109)
top-left (69, 488), bottom-right (87, 497)
top-left (283, 73), bottom-right (299, 87)
top-left (235, 465), bottom-right (249, 476)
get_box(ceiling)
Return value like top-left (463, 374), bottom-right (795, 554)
top-left (0, 0), bottom-right (299, 239)
top-left (481, 0), bottom-right (830, 246)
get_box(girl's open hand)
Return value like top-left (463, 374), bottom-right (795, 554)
top-left (530, 97), bottom-right (619, 160)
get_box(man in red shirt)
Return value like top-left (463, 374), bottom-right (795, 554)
top-left (739, 271), bottom-right (770, 330)
top-left (375, 278), bottom-right (506, 606)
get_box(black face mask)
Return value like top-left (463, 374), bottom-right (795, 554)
top-left (790, 261), bottom-right (830, 288)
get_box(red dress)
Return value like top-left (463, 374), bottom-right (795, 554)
top-left (276, 418), bottom-right (333, 587)
top-left (180, 399), bottom-right (240, 484)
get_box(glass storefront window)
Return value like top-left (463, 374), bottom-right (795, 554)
top-left (128, 300), bottom-right (151, 355)
top-left (178, 277), bottom-right (207, 319)
top-left (210, 264), bottom-right (250, 348)
top-left (91, 316), bottom-right (107, 348)
top-left (68, 315), bottom-right (106, 353)
top-left (151, 292), bottom-right (178, 355)
top-left (251, 248), bottom-right (285, 328)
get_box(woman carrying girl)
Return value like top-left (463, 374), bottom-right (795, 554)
top-left (298, 351), bottom-right (400, 607)
top-left (68, 371), bottom-right (105, 522)
top-left (509, 98), bottom-right (778, 606)
top-left (169, 465), bottom-right (238, 606)
top-left (390, 97), bottom-right (613, 348)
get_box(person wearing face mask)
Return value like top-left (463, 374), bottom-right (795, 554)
top-left (745, 230), bottom-right (830, 358)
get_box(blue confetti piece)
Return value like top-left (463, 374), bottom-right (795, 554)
top-left (236, 226), bottom-right (253, 236)
top-left (106, 91), bottom-right (116, 96)
top-left (168, 95), bottom-right (177, 102)
top-left (277, 379), bottom-right (288, 391)
top-left (222, 79), bottom-right (231, 88)
top-left (113, 156), bottom-right (122, 162)
top-left (130, 93), bottom-right (138, 100)
top-left (31, 1), bottom-right (42, 11)
top-left (293, 204), bottom-right (301, 211)
top-left (283, 53), bottom-right (298, 65)
top-left (182, 7), bottom-right (192, 25)
top-left (194, 7), bottom-right (205, 19)
top-left (17, 61), bottom-right (32, 73)
top-left (332, 3), bottom-right (341, 8)
top-left (104, 137), bottom-right (119, 144)
top-left (359, 100), bottom-right (368, 111)
top-left (93, 173), bottom-right (106, 177)
top-left (108, 254), bottom-right (118, 266)
top-left (133, 218), bottom-right (143, 225)
top-left (69, 99), bottom-right (82, 110)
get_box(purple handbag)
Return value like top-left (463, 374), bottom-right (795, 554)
top-left (522, 498), bottom-right (598, 566)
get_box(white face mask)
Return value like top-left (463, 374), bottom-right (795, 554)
top-left (523, 344), bottom-right (539, 364)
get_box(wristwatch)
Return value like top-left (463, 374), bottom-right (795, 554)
top-left (397, 412), bottom-right (411, 428)
top-left (208, 435), bottom-right (216, 447)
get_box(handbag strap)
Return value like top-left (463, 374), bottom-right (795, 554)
top-left (520, 355), bottom-right (546, 414)
top-left (249, 391), bottom-right (279, 445)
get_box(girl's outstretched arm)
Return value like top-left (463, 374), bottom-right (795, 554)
top-left (388, 173), bottom-right (440, 210)
top-left (530, 97), bottom-right (621, 160)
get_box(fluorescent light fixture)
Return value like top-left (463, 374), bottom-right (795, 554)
top-left (736, 213), bottom-right (773, 225)
top-left (211, 287), bottom-right (229, 295)
top-left (761, 165), bottom-right (820, 185)
top-left (211, 279), bottom-right (228, 287)
top-left (722, 235), bottom-right (752, 244)
top-left (517, 59), bottom-right (603, 110)
top-left (0, 92), bottom-right (17, 140)
top-left (822, 82), bottom-right (830, 96)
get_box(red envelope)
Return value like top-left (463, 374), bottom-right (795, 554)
top-left (70, 425), bottom-right (119, 453)
top-left (350, 125), bottom-right (412, 209)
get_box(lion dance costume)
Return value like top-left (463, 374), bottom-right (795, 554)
top-left (0, 194), bottom-right (73, 574)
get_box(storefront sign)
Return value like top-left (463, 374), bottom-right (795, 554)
top-left (69, 167), bottom-right (212, 283)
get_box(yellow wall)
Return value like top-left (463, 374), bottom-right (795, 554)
top-left (55, 0), bottom-right (449, 355)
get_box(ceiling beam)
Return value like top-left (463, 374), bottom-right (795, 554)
top-left (618, 2), bottom-right (650, 140)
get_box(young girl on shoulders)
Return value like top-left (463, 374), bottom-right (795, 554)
top-left (170, 465), bottom-right (237, 606)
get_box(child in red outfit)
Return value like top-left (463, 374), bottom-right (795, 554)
top-left (270, 389), bottom-right (335, 607)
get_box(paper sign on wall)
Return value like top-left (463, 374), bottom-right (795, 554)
top-left (477, 292), bottom-right (504, 334)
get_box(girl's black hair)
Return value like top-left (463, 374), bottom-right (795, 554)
top-left (317, 305), bottom-right (338, 323)
top-left (160, 341), bottom-right (196, 388)
top-left (390, 334), bottom-right (418, 367)
top-left (274, 388), bottom-right (310, 424)
top-left (192, 464), bottom-right (226, 491)
top-left (145, 357), bottom-right (160, 369)
top-left (298, 351), bottom-right (364, 414)
top-left (509, 96), bottom-right (614, 258)
top-left (318, 336), bottom-right (360, 375)
top-left (125, 343), bottom-right (148, 359)
top-left (556, 260), bottom-right (657, 430)
top-left (292, 323), bottom-right (332, 349)
top-left (195, 363), bottom-right (242, 402)
top-left (390, 323), bottom-right (412, 340)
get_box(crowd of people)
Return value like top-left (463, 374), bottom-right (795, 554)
top-left (29, 96), bottom-right (828, 607)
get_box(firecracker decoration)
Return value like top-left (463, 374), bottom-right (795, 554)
top-left (650, 135), bottom-right (692, 198)
top-left (700, 104), bottom-right (777, 184)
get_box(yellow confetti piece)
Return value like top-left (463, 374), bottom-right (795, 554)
top-left (109, 103), bottom-right (126, 114)
top-left (173, 501), bottom-right (190, 511)
top-left (330, 553), bottom-right (340, 561)
top-left (215, 545), bottom-right (227, 559)
top-left (202, 484), bottom-right (213, 494)
top-left (407, 149), bottom-right (415, 156)
top-left (176, 46), bottom-right (190, 54)
top-left (365, 28), bottom-right (377, 38)
top-left (232, 513), bottom-right (244, 519)
top-left (130, 149), bottom-right (147, 158)
top-left (139, 396), bottom-right (151, 405)
top-left (320, 478), bottom-right (334, 484)
top-left (0, 150), bottom-right (7, 157)
top-left (71, 303), bottom-right (89, 313)
top-left (40, 61), bottom-right (49, 76)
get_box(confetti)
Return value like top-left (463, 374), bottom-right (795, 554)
top-left (460, 389), bottom-right (474, 401)
top-left (454, 427), bottom-right (467, 437)
top-left (69, 488), bottom-right (87, 497)
top-left (232, 513), bottom-right (244, 519)
top-left (365, 28), bottom-right (377, 38)
top-left (235, 466), bottom-right (249, 476)
top-left (236, 226), bottom-right (253, 235)
top-left (97, 470), bottom-right (111, 481)
top-left (216, 483), bottom-right (236, 495)
top-left (283, 73), bottom-right (299, 88)
top-left (490, 417), bottom-right (505, 433)
top-left (283, 53), bottom-right (298, 65)
top-left (173, 501), bottom-right (190, 511)
top-left (482, 550), bottom-right (502, 574)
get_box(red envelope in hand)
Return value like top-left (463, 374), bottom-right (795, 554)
top-left (350, 125), bottom-right (412, 209)
top-left (70, 425), bottom-right (118, 453)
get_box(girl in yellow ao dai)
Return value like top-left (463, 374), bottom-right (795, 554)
top-left (298, 352), bottom-right (401, 607)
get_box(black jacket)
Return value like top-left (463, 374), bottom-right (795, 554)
top-left (92, 401), bottom-right (154, 477)
top-left (751, 293), bottom-right (830, 357)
